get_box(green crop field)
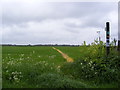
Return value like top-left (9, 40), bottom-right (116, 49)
top-left (2, 44), bottom-right (120, 88)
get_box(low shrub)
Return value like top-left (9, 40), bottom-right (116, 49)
top-left (61, 43), bottom-right (120, 84)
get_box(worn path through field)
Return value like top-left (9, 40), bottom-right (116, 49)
top-left (52, 47), bottom-right (74, 62)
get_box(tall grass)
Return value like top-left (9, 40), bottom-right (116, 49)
top-left (2, 41), bottom-right (119, 88)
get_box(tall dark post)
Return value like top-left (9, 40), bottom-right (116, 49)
top-left (106, 22), bottom-right (110, 55)
top-left (118, 41), bottom-right (120, 51)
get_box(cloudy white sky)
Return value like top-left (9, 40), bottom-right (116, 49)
top-left (1, 0), bottom-right (118, 45)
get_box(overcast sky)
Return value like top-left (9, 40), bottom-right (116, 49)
top-left (1, 1), bottom-right (118, 45)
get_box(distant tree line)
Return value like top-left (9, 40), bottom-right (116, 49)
top-left (1, 44), bottom-right (80, 47)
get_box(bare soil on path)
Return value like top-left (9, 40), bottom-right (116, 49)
top-left (52, 47), bottom-right (74, 62)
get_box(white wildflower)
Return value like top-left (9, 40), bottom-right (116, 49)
top-left (57, 66), bottom-right (61, 69)
top-left (38, 56), bottom-right (41, 58)
top-left (9, 77), bottom-right (12, 80)
top-left (33, 51), bottom-right (35, 54)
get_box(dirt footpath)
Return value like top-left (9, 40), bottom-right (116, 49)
top-left (52, 47), bottom-right (74, 62)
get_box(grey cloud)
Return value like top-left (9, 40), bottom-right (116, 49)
top-left (3, 2), bottom-right (117, 26)
top-left (2, 2), bottom-right (118, 44)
